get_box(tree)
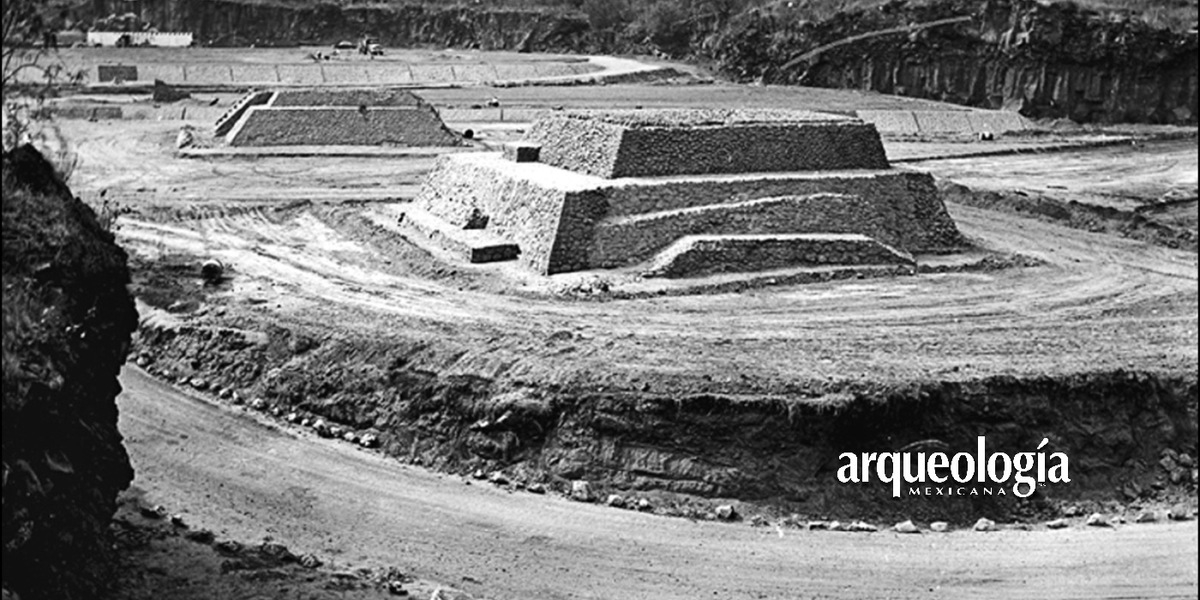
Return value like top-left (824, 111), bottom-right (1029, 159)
top-left (2, 0), bottom-right (81, 170)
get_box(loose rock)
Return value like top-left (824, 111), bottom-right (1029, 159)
top-left (893, 520), bottom-right (920, 534)
top-left (1168, 504), bottom-right (1193, 521)
top-left (1085, 513), bottom-right (1111, 528)
top-left (715, 505), bottom-right (737, 521)
top-left (973, 518), bottom-right (996, 532)
top-left (1046, 519), bottom-right (1069, 529)
top-left (847, 521), bottom-right (878, 533)
top-left (570, 480), bottom-right (592, 502)
top-left (605, 494), bottom-right (626, 508)
top-left (527, 483), bottom-right (546, 495)
top-left (1135, 511), bottom-right (1158, 524)
top-left (930, 521), bottom-right (950, 533)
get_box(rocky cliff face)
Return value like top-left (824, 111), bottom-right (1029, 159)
top-left (2, 146), bottom-right (138, 600)
top-left (710, 0), bottom-right (1198, 124)
top-left (90, 0), bottom-right (593, 50)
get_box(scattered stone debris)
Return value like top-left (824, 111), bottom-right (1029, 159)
top-left (1085, 513), bottom-right (1112, 528)
top-left (570, 480), bottom-right (592, 502)
top-left (930, 521), bottom-right (950, 533)
top-left (139, 505), bottom-right (168, 519)
top-left (847, 521), bottom-right (878, 533)
top-left (385, 579), bottom-right (408, 595)
top-left (807, 521), bottom-right (831, 531)
top-left (715, 505), bottom-right (737, 521)
top-left (185, 529), bottom-right (216, 544)
top-left (893, 520), bottom-right (920, 534)
top-left (488, 472), bottom-right (510, 486)
top-left (606, 494), bottom-right (626, 508)
top-left (973, 518), bottom-right (997, 532)
top-left (169, 514), bottom-right (187, 528)
top-left (298, 553), bottom-right (323, 569)
top-left (430, 587), bottom-right (473, 599)
top-left (636, 498), bottom-right (653, 512)
top-left (527, 482), bottom-right (546, 495)
top-left (1168, 504), bottom-right (1194, 521)
top-left (201, 258), bottom-right (225, 284)
top-left (1135, 511), bottom-right (1158, 524)
top-left (359, 433), bottom-right (380, 448)
top-left (1046, 519), bottom-right (1070, 530)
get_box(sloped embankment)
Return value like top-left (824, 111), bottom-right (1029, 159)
top-left (133, 316), bottom-right (1198, 523)
top-left (2, 146), bottom-right (139, 600)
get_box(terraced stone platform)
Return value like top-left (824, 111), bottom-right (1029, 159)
top-left (523, 109), bottom-right (890, 178)
top-left (412, 109), bottom-right (965, 278)
top-left (219, 88), bottom-right (461, 147)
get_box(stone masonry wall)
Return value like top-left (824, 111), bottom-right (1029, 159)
top-left (414, 155), bottom-right (573, 274)
top-left (523, 110), bottom-right (890, 179)
top-left (415, 154), bottom-right (965, 275)
top-left (587, 193), bottom-right (907, 268)
top-left (523, 115), bottom-right (626, 180)
top-left (611, 122), bottom-right (890, 178)
top-left (213, 90), bottom-right (273, 137)
top-left (270, 88), bottom-right (425, 107)
top-left (644, 234), bottom-right (915, 278)
top-left (229, 106), bottom-right (462, 147)
top-left (602, 171), bottom-right (962, 252)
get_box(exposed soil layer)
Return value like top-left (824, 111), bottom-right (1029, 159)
top-left (2, 146), bottom-right (139, 600)
top-left (114, 366), bottom-right (1200, 600)
top-left (711, 0), bottom-right (1198, 124)
top-left (130, 314), bottom-right (1200, 523)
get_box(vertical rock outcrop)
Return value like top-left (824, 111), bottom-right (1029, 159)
top-left (710, 0), bottom-right (1198, 124)
top-left (2, 146), bottom-right (138, 600)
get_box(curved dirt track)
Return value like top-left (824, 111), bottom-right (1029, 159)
top-left (119, 367), bottom-right (1199, 600)
top-left (113, 187), bottom-right (1197, 385)
top-left (62, 110), bottom-right (1192, 386)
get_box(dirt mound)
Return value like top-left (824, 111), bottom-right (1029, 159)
top-left (2, 146), bottom-right (139, 599)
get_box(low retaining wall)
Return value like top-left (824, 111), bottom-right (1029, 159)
top-left (214, 91), bottom-right (274, 137)
top-left (589, 193), bottom-right (911, 268)
top-left (227, 106), bottom-right (461, 147)
top-left (856, 109), bottom-right (1031, 136)
top-left (270, 88), bottom-right (424, 107)
top-left (524, 110), bottom-right (889, 178)
top-left (644, 233), bottom-right (915, 278)
top-left (87, 31), bottom-right (194, 47)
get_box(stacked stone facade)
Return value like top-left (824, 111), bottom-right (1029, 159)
top-left (221, 88), bottom-right (461, 147)
top-left (413, 110), bottom-right (964, 276)
top-left (524, 110), bottom-right (890, 178)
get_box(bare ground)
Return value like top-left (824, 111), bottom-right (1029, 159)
top-left (27, 50), bottom-right (1196, 599)
top-left (116, 367), bottom-right (1200, 600)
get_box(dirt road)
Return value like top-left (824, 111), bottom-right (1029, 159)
top-left (118, 367), bottom-right (1199, 600)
